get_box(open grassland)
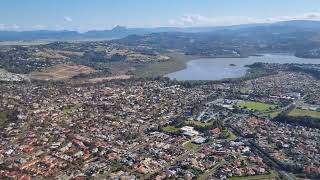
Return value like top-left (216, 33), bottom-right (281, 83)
top-left (133, 52), bottom-right (196, 78)
top-left (30, 64), bottom-right (96, 81)
top-left (262, 110), bottom-right (282, 118)
top-left (227, 130), bottom-right (237, 140)
top-left (183, 141), bottom-right (201, 151)
top-left (288, 108), bottom-right (320, 119)
top-left (239, 100), bottom-right (277, 112)
top-left (162, 125), bottom-right (180, 133)
top-left (186, 120), bottom-right (213, 127)
top-left (0, 112), bottom-right (8, 126)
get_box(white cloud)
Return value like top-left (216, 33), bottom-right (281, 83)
top-left (266, 12), bottom-right (320, 22)
top-left (180, 14), bottom-right (211, 25)
top-left (302, 12), bottom-right (320, 19)
top-left (169, 14), bottom-right (261, 26)
top-left (32, 25), bottom-right (46, 30)
top-left (63, 16), bottom-right (73, 23)
top-left (11, 24), bottom-right (20, 29)
top-left (169, 14), bottom-right (213, 26)
top-left (169, 12), bottom-right (320, 27)
top-left (0, 24), bottom-right (20, 30)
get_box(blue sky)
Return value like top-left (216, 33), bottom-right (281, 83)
top-left (1, 0), bottom-right (320, 31)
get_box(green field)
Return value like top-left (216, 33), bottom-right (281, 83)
top-left (239, 101), bottom-right (277, 112)
top-left (227, 130), bottom-right (238, 140)
top-left (133, 52), bottom-right (197, 78)
top-left (0, 112), bottom-right (8, 126)
top-left (288, 108), bottom-right (320, 119)
top-left (262, 110), bottom-right (282, 118)
top-left (162, 125), bottom-right (180, 133)
top-left (63, 107), bottom-right (72, 114)
top-left (186, 120), bottom-right (213, 127)
top-left (183, 141), bottom-right (201, 150)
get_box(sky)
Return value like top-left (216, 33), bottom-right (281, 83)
top-left (1, 0), bottom-right (320, 31)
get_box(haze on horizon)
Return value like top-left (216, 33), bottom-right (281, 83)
top-left (1, 0), bottom-right (320, 31)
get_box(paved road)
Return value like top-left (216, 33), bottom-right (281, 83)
top-left (144, 140), bottom-right (215, 179)
top-left (225, 115), bottom-right (297, 180)
top-left (279, 171), bottom-right (296, 180)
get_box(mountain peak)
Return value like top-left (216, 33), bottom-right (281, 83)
top-left (112, 25), bottom-right (127, 32)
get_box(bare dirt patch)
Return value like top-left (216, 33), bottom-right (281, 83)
top-left (30, 64), bottom-right (95, 81)
top-left (87, 75), bottom-right (131, 83)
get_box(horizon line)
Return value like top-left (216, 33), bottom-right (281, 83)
top-left (1, 19), bottom-right (319, 33)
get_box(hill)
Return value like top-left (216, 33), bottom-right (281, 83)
top-left (2, 20), bottom-right (320, 41)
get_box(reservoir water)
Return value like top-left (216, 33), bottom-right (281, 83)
top-left (165, 54), bottom-right (320, 81)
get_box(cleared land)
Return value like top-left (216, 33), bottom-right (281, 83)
top-left (87, 75), bottom-right (131, 83)
top-left (239, 101), bottom-right (277, 112)
top-left (288, 108), bottom-right (320, 119)
top-left (162, 125), bottom-right (180, 133)
top-left (30, 64), bottom-right (95, 81)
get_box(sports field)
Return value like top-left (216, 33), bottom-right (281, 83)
top-left (239, 101), bottom-right (277, 112)
top-left (288, 108), bottom-right (320, 119)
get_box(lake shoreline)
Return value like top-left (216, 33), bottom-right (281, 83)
top-left (165, 54), bottom-right (320, 81)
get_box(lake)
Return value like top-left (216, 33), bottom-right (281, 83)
top-left (165, 54), bottom-right (320, 81)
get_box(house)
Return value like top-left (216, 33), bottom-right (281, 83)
top-left (181, 126), bottom-right (199, 137)
top-left (193, 137), bottom-right (207, 144)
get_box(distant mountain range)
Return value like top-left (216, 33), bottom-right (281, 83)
top-left (1, 20), bottom-right (320, 41)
